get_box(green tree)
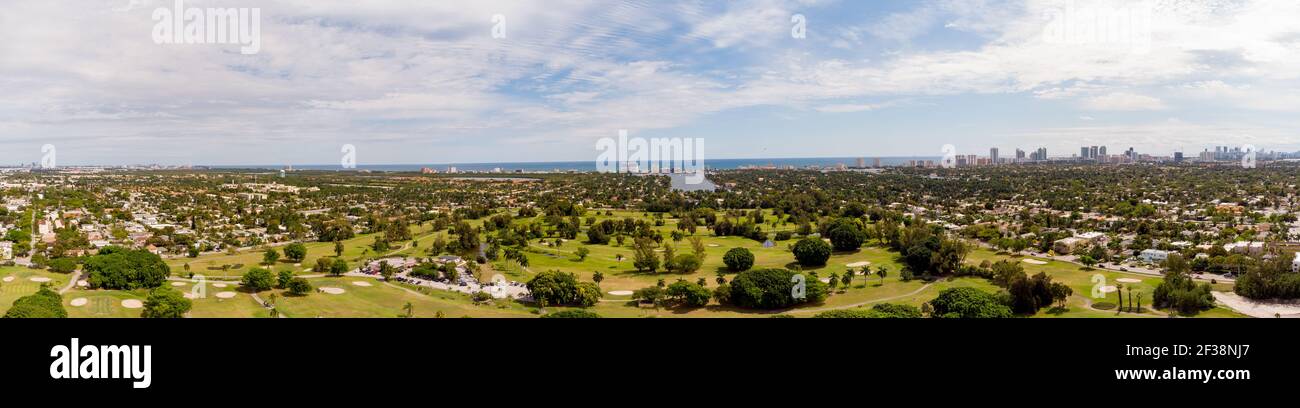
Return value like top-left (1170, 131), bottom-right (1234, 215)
top-left (83, 247), bottom-right (171, 290)
top-left (792, 237), bottom-right (831, 266)
top-left (276, 269), bottom-right (293, 289)
top-left (725, 268), bottom-right (828, 309)
top-left (330, 258), bottom-right (349, 276)
top-left (141, 286), bottom-right (192, 318)
top-left (262, 248), bottom-right (280, 266)
top-left (927, 287), bottom-right (1013, 318)
top-left (283, 242), bottom-right (307, 262)
top-left (241, 268), bottom-right (274, 292)
top-left (723, 247), bottom-right (755, 272)
top-left (287, 277), bottom-right (313, 295)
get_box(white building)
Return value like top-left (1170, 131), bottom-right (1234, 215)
top-left (1140, 249), bottom-right (1170, 264)
top-left (1293, 252), bottom-right (1300, 272)
top-left (0, 241), bottom-right (12, 260)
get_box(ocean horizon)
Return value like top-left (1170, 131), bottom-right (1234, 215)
top-left (204, 157), bottom-right (944, 172)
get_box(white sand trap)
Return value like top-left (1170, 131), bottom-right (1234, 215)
top-left (2, 276), bottom-right (14, 282)
top-left (707, 244), bottom-right (721, 247)
top-left (1022, 259), bottom-right (1049, 265)
top-left (1116, 278), bottom-right (1142, 283)
top-left (1213, 292), bottom-right (1300, 318)
top-left (182, 292), bottom-right (197, 299)
top-left (121, 299), bottom-right (144, 309)
top-left (171, 282), bottom-right (187, 286)
top-left (320, 287), bottom-right (345, 295)
top-left (212, 283), bottom-right (228, 288)
top-left (1099, 285), bottom-right (1118, 293)
top-left (70, 298), bottom-right (88, 307)
top-left (76, 280), bottom-right (88, 287)
top-left (29, 276), bottom-right (51, 283)
top-left (608, 290), bottom-right (634, 296)
top-left (819, 278), bottom-right (832, 283)
top-left (215, 291), bottom-right (237, 299)
top-left (846, 261), bottom-right (872, 268)
top-left (351, 281), bottom-right (373, 287)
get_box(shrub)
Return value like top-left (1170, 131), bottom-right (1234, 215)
top-left (723, 247), bottom-right (755, 272)
top-left (792, 238), bottom-right (831, 266)
top-left (927, 287), bottom-right (1013, 318)
top-left (542, 310), bottom-right (601, 318)
top-left (725, 268), bottom-right (827, 309)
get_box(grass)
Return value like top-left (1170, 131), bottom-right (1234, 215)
top-left (134, 209), bottom-right (1254, 318)
top-left (262, 277), bottom-right (532, 318)
top-left (1, 266), bottom-right (71, 315)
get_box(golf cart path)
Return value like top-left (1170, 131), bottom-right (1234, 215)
top-left (57, 271), bottom-right (81, 294)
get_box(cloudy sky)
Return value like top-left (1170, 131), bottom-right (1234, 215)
top-left (2, 0), bottom-right (1299, 166)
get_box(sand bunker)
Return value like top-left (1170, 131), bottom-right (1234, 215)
top-left (1116, 278), bottom-right (1142, 283)
top-left (351, 281), bottom-right (373, 287)
top-left (29, 276), bottom-right (51, 283)
top-left (1022, 259), bottom-right (1049, 265)
top-left (845, 261), bottom-right (872, 268)
top-left (1099, 285), bottom-right (1118, 293)
top-left (707, 244), bottom-right (721, 247)
top-left (2, 276), bottom-right (13, 282)
top-left (171, 282), bottom-right (187, 286)
top-left (70, 298), bottom-right (88, 307)
top-left (212, 283), bottom-right (228, 288)
top-left (320, 287), bottom-right (345, 295)
top-left (1213, 292), bottom-right (1300, 318)
top-left (76, 280), bottom-right (88, 287)
top-left (182, 292), bottom-right (197, 299)
top-left (215, 291), bottom-right (237, 299)
top-left (121, 299), bottom-right (144, 309)
top-left (608, 290), bottom-right (634, 296)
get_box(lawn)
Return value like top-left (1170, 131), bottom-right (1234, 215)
top-left (1, 266), bottom-right (72, 315)
top-left (262, 277), bottom-right (532, 318)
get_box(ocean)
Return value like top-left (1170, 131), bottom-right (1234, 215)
top-left (209, 157), bottom-right (941, 173)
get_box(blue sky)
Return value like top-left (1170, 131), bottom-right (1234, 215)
top-left (2, 0), bottom-right (1300, 165)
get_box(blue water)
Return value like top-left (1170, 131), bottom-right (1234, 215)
top-left (210, 157), bottom-right (940, 172)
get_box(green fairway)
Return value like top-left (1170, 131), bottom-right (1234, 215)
top-left (1, 267), bottom-right (71, 315)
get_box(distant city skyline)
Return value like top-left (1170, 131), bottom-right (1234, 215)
top-left (4, 1), bottom-right (1300, 165)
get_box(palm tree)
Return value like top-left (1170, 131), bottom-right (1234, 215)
top-left (875, 266), bottom-right (889, 285)
top-left (1115, 283), bottom-right (1124, 315)
top-left (403, 302), bottom-right (414, 318)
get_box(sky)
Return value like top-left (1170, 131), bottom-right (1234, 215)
top-left (2, 0), bottom-right (1299, 166)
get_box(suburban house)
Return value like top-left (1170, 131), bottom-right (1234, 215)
top-left (0, 241), bottom-right (12, 260)
top-left (1223, 241), bottom-right (1266, 255)
top-left (1140, 249), bottom-right (1169, 264)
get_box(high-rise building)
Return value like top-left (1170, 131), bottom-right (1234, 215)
top-left (1015, 149), bottom-right (1026, 160)
top-left (1174, 152), bottom-right (1184, 163)
top-left (855, 158), bottom-right (865, 168)
top-left (990, 148), bottom-right (1000, 164)
top-left (1099, 146), bottom-right (1107, 157)
top-left (1090, 146), bottom-right (1099, 159)
top-left (1081, 146), bottom-right (1090, 159)
top-left (873, 158), bottom-right (881, 168)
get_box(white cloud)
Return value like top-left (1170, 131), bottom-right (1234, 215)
top-left (1080, 92), bottom-right (1167, 111)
